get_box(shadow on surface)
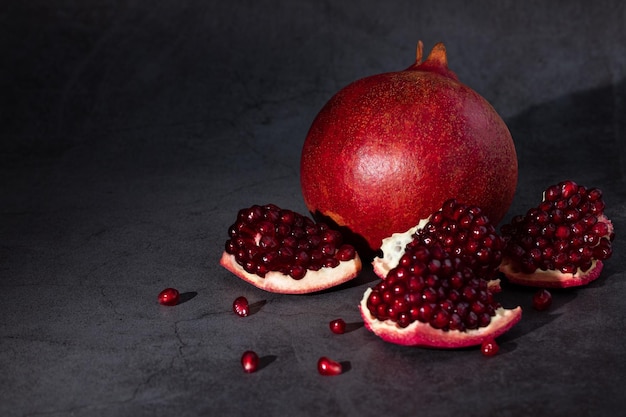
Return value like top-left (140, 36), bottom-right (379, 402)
top-left (179, 291), bottom-right (198, 304)
top-left (505, 78), bottom-right (626, 188)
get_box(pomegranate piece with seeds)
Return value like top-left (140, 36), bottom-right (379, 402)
top-left (220, 204), bottom-right (362, 294)
top-left (361, 200), bottom-right (522, 348)
top-left (499, 180), bottom-right (615, 288)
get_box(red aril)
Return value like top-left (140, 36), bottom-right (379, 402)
top-left (317, 357), bottom-right (343, 376)
top-left (241, 350), bottom-right (259, 373)
top-left (481, 339), bottom-right (500, 357)
top-left (233, 296), bottom-right (250, 317)
top-left (532, 289), bottom-right (552, 311)
top-left (500, 180), bottom-right (615, 288)
top-left (158, 288), bottom-right (180, 306)
top-left (221, 204), bottom-right (362, 294)
top-left (301, 41), bottom-right (517, 255)
top-left (329, 318), bottom-right (347, 334)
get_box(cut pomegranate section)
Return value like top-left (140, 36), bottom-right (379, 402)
top-left (221, 204), bottom-right (362, 294)
top-left (361, 200), bottom-right (521, 348)
top-left (500, 181), bottom-right (615, 288)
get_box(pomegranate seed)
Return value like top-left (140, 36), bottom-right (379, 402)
top-left (158, 288), bottom-right (180, 306)
top-left (532, 289), bottom-right (552, 311)
top-left (317, 356), bottom-right (343, 376)
top-left (233, 296), bottom-right (250, 317)
top-left (241, 350), bottom-right (259, 373)
top-left (481, 339), bottom-right (499, 357)
top-left (329, 318), bottom-right (347, 334)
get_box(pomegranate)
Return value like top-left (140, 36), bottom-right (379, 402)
top-left (300, 41), bottom-right (517, 254)
top-left (220, 204), bottom-right (362, 294)
top-left (499, 181), bottom-right (615, 288)
top-left (360, 200), bottom-right (521, 348)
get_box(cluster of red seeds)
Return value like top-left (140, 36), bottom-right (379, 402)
top-left (367, 200), bottom-right (504, 332)
top-left (500, 181), bottom-right (614, 275)
top-left (224, 204), bottom-right (357, 280)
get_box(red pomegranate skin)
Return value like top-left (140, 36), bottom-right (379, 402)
top-left (300, 42), bottom-right (518, 253)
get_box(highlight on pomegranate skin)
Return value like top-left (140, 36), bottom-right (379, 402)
top-left (499, 180), bottom-right (615, 288)
top-left (361, 200), bottom-right (522, 349)
top-left (220, 204), bottom-right (362, 294)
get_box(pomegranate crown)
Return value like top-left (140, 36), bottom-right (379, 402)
top-left (407, 40), bottom-right (459, 81)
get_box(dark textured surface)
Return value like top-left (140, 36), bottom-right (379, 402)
top-left (1, 1), bottom-right (625, 416)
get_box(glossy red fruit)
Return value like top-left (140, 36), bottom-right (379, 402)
top-left (532, 289), bottom-right (553, 311)
top-left (158, 288), bottom-right (180, 306)
top-left (481, 339), bottom-right (500, 357)
top-left (241, 350), bottom-right (259, 373)
top-left (233, 296), bottom-right (250, 317)
top-left (301, 41), bottom-right (517, 253)
top-left (361, 200), bottom-right (522, 348)
top-left (317, 357), bottom-right (343, 376)
top-left (329, 318), bottom-right (347, 334)
top-left (500, 180), bottom-right (615, 288)
top-left (220, 204), bottom-right (362, 294)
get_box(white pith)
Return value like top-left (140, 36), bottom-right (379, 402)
top-left (372, 217), bottom-right (430, 278)
top-left (220, 251), bottom-right (362, 294)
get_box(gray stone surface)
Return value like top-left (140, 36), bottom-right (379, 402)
top-left (1, 1), bottom-right (625, 416)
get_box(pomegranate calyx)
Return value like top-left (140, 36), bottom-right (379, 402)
top-left (408, 42), bottom-right (459, 81)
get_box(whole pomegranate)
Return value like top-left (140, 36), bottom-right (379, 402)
top-left (300, 41), bottom-right (518, 254)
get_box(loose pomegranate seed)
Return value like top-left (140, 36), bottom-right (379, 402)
top-left (158, 288), bottom-right (180, 306)
top-left (481, 339), bottom-right (499, 357)
top-left (241, 350), bottom-right (259, 373)
top-left (224, 204), bottom-right (357, 280)
top-left (532, 289), bottom-right (552, 311)
top-left (233, 296), bottom-right (250, 317)
top-left (329, 318), bottom-right (347, 334)
top-left (317, 356), bottom-right (343, 376)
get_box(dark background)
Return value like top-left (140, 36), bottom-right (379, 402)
top-left (1, 1), bottom-right (625, 416)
